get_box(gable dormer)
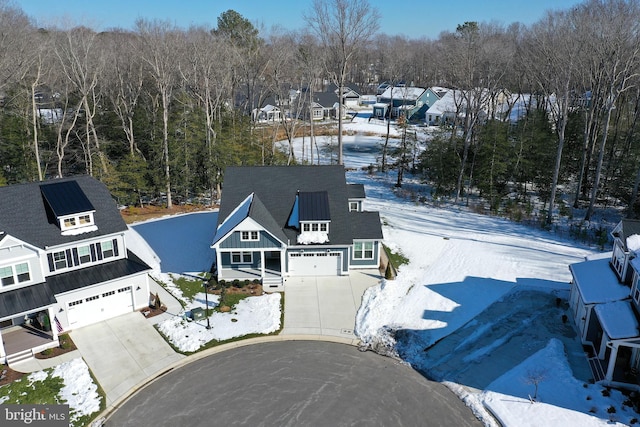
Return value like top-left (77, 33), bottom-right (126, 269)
top-left (610, 219), bottom-right (640, 285)
top-left (40, 180), bottom-right (98, 236)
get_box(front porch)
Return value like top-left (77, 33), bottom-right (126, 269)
top-left (217, 267), bottom-right (283, 291)
top-left (2, 325), bottom-right (59, 365)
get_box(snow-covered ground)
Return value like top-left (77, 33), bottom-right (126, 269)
top-left (282, 112), bottom-right (637, 426)
top-left (130, 213), bottom-right (282, 353)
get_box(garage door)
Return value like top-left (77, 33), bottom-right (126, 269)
top-left (67, 286), bottom-right (133, 328)
top-left (289, 252), bottom-right (341, 276)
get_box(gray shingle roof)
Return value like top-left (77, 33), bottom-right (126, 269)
top-left (218, 166), bottom-right (378, 246)
top-left (0, 176), bottom-right (127, 249)
top-left (347, 184), bottom-right (365, 199)
top-left (350, 211), bottom-right (384, 240)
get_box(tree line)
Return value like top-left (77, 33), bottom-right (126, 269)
top-left (1, 0), bottom-right (640, 223)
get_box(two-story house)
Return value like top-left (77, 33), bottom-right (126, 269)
top-left (373, 86), bottom-right (430, 122)
top-left (210, 166), bottom-right (383, 291)
top-left (0, 176), bottom-right (151, 365)
top-left (569, 219), bottom-right (640, 390)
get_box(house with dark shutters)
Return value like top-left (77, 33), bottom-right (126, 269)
top-left (210, 166), bottom-right (383, 291)
top-left (0, 176), bottom-right (151, 365)
top-left (569, 219), bottom-right (640, 390)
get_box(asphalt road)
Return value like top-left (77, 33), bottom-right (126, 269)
top-left (106, 341), bottom-right (483, 427)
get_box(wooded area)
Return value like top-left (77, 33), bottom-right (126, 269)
top-left (1, 0), bottom-right (640, 223)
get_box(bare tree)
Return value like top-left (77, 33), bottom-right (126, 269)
top-left (522, 11), bottom-right (581, 224)
top-left (53, 25), bottom-right (107, 177)
top-left (136, 19), bottom-right (182, 209)
top-left (305, 0), bottom-right (380, 165)
top-left (582, 0), bottom-right (640, 221)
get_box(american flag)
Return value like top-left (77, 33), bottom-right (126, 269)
top-left (54, 316), bottom-right (63, 333)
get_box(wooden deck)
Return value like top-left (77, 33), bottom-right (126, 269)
top-left (3, 325), bottom-right (55, 356)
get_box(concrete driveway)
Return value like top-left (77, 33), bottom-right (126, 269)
top-left (282, 269), bottom-right (380, 338)
top-left (70, 311), bottom-right (184, 405)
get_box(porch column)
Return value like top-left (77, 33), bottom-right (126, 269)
top-left (48, 307), bottom-right (59, 340)
top-left (216, 250), bottom-right (223, 280)
top-left (281, 248), bottom-right (286, 276)
top-left (605, 342), bottom-right (619, 382)
top-left (260, 250), bottom-right (265, 279)
top-left (0, 329), bottom-right (5, 359)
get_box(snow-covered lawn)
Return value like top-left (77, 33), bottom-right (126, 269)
top-left (130, 215), bottom-right (282, 353)
top-left (156, 293), bottom-right (281, 353)
top-left (0, 358), bottom-right (102, 427)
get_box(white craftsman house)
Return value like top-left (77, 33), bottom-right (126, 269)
top-left (211, 165), bottom-right (383, 291)
top-left (0, 176), bottom-right (151, 365)
top-left (569, 219), bottom-right (640, 390)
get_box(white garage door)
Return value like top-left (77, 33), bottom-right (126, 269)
top-left (289, 252), bottom-right (341, 276)
top-left (67, 286), bottom-right (133, 328)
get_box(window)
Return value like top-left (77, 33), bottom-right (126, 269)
top-left (118, 286), bottom-right (131, 293)
top-left (231, 251), bottom-right (252, 264)
top-left (79, 214), bottom-right (91, 225)
top-left (241, 231), bottom-right (259, 241)
top-left (349, 201), bottom-right (359, 212)
top-left (53, 251), bottom-right (67, 269)
top-left (63, 217), bottom-right (76, 228)
top-left (15, 263), bottom-right (30, 283)
top-left (86, 295), bottom-right (99, 302)
top-left (353, 241), bottom-right (374, 260)
top-left (78, 245), bottom-right (91, 264)
top-left (312, 223), bottom-right (319, 231)
top-left (69, 300), bottom-right (83, 307)
top-left (320, 223), bottom-right (328, 232)
top-left (102, 290), bottom-right (115, 297)
top-left (101, 240), bottom-right (114, 258)
top-left (0, 266), bottom-right (14, 286)
top-left (303, 224), bottom-right (310, 232)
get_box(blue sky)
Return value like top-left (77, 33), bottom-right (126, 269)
top-left (14, 0), bottom-right (585, 39)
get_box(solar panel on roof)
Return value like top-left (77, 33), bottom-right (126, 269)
top-left (40, 180), bottom-right (95, 217)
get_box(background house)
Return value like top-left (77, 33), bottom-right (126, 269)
top-left (374, 86), bottom-right (430, 121)
top-left (569, 219), bottom-right (640, 390)
top-left (0, 176), bottom-right (151, 365)
top-left (211, 165), bottom-right (383, 291)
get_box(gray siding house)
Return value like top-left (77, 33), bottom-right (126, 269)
top-left (211, 166), bottom-right (383, 291)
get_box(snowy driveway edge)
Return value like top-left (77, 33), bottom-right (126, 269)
top-left (99, 334), bottom-right (361, 423)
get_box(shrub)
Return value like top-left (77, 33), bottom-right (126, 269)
top-left (59, 334), bottom-right (72, 350)
top-left (41, 348), bottom-right (53, 356)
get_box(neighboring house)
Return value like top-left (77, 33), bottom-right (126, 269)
top-left (426, 90), bottom-right (463, 126)
top-left (210, 166), bottom-right (383, 292)
top-left (569, 219), bottom-right (640, 390)
top-left (0, 176), bottom-right (151, 365)
top-left (374, 86), bottom-right (430, 121)
top-left (252, 104), bottom-right (281, 123)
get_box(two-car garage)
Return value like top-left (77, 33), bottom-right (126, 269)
top-left (66, 285), bottom-right (134, 328)
top-left (288, 251), bottom-right (343, 276)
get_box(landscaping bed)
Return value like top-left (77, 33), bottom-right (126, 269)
top-left (35, 334), bottom-right (77, 360)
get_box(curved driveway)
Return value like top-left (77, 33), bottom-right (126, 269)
top-left (107, 341), bottom-right (482, 426)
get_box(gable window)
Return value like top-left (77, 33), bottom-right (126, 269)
top-left (353, 241), bottom-right (374, 260)
top-left (0, 262), bottom-right (30, 286)
top-left (15, 263), bottom-right (30, 282)
top-left (241, 231), bottom-right (259, 241)
top-left (53, 251), bottom-right (67, 269)
top-left (0, 266), bottom-right (14, 286)
top-left (231, 251), bottom-right (253, 264)
top-left (78, 245), bottom-right (91, 264)
top-left (349, 201), bottom-right (360, 212)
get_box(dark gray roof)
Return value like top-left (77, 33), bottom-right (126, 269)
top-left (218, 165), bottom-right (376, 245)
top-left (299, 191), bottom-right (331, 221)
top-left (347, 184), bottom-right (365, 199)
top-left (0, 175), bottom-right (127, 249)
top-left (350, 211), bottom-right (384, 240)
top-left (0, 283), bottom-right (56, 319)
top-left (40, 180), bottom-right (95, 217)
top-left (47, 251), bottom-right (151, 295)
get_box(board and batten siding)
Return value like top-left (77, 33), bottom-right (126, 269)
top-left (349, 241), bottom-right (380, 267)
top-left (219, 231), bottom-right (282, 249)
